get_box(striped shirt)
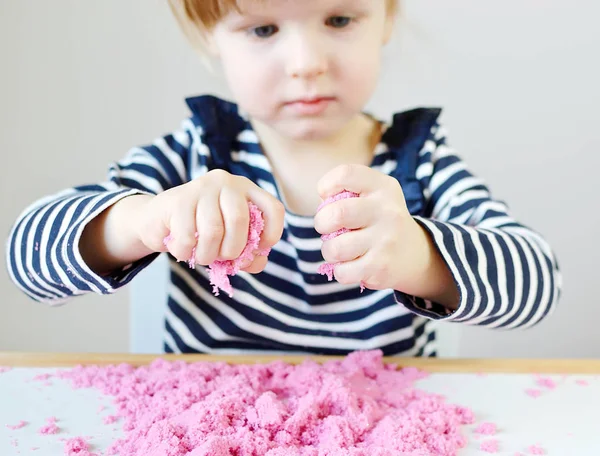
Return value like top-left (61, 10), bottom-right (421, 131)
top-left (6, 95), bottom-right (561, 356)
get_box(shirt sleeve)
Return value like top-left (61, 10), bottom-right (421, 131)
top-left (394, 122), bottom-right (562, 329)
top-left (6, 117), bottom-right (211, 305)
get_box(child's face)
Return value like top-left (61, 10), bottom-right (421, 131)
top-left (209, 0), bottom-right (394, 141)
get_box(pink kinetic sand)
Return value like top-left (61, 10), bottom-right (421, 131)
top-left (525, 388), bottom-right (542, 398)
top-left (39, 416), bottom-right (60, 435)
top-left (0, 366), bottom-right (11, 374)
top-left (535, 376), bottom-right (557, 389)
top-left (316, 190), bottom-right (366, 292)
top-left (206, 202), bottom-right (270, 297)
top-left (480, 439), bottom-right (499, 453)
top-left (32, 373), bottom-right (52, 381)
top-left (474, 422), bottom-right (497, 435)
top-left (163, 234), bottom-right (173, 247)
top-left (58, 350), bottom-right (475, 456)
top-left (163, 201), bottom-right (270, 297)
top-left (528, 444), bottom-right (545, 454)
top-left (6, 420), bottom-right (28, 430)
top-left (103, 415), bottom-right (119, 425)
top-left (188, 232), bottom-right (199, 269)
top-left (64, 436), bottom-right (96, 456)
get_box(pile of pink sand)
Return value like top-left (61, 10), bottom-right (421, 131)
top-left (57, 350), bottom-right (474, 456)
top-left (39, 416), bottom-right (59, 435)
top-left (64, 436), bottom-right (96, 456)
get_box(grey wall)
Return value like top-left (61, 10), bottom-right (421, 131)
top-left (1, 0), bottom-right (598, 357)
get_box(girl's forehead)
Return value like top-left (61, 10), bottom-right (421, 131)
top-left (233, 0), bottom-right (375, 15)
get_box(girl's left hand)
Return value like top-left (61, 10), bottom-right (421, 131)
top-left (314, 164), bottom-right (430, 293)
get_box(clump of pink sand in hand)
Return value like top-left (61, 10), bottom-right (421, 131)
top-left (206, 202), bottom-right (270, 297)
top-left (316, 190), bottom-right (366, 291)
top-left (163, 201), bottom-right (270, 297)
top-left (162, 233), bottom-right (173, 247)
top-left (57, 350), bottom-right (475, 456)
top-left (39, 416), bottom-right (59, 435)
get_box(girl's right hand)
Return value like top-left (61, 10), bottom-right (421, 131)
top-left (133, 170), bottom-right (285, 273)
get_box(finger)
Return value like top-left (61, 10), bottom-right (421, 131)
top-left (331, 257), bottom-right (365, 286)
top-left (240, 254), bottom-right (268, 274)
top-left (314, 197), bottom-right (372, 235)
top-left (146, 219), bottom-right (172, 254)
top-left (321, 229), bottom-right (369, 264)
top-left (194, 190), bottom-right (225, 265)
top-left (219, 187), bottom-right (250, 260)
top-left (334, 254), bottom-right (388, 290)
top-left (167, 199), bottom-right (199, 263)
top-left (317, 164), bottom-right (379, 200)
top-left (246, 185), bottom-right (285, 251)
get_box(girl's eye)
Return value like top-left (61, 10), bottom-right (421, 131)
top-left (326, 16), bottom-right (353, 28)
top-left (250, 24), bottom-right (278, 38)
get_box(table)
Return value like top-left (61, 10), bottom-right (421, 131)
top-left (1, 353), bottom-right (599, 455)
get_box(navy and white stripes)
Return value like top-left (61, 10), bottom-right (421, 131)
top-left (397, 124), bottom-right (560, 329)
top-left (5, 95), bottom-right (561, 356)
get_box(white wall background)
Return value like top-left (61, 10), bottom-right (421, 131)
top-left (1, 0), bottom-right (598, 357)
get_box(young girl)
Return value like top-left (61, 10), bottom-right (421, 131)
top-left (6, 0), bottom-right (560, 356)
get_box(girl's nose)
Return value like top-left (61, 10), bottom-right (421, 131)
top-left (284, 30), bottom-right (329, 80)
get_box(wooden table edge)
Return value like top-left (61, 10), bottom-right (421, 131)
top-left (1, 352), bottom-right (600, 373)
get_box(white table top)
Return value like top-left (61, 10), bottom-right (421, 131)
top-left (1, 366), bottom-right (598, 455)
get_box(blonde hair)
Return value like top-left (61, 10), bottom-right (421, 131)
top-left (169, 0), bottom-right (398, 50)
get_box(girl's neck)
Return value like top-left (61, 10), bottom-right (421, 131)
top-left (249, 113), bottom-right (384, 216)
top-left (251, 113), bottom-right (383, 166)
